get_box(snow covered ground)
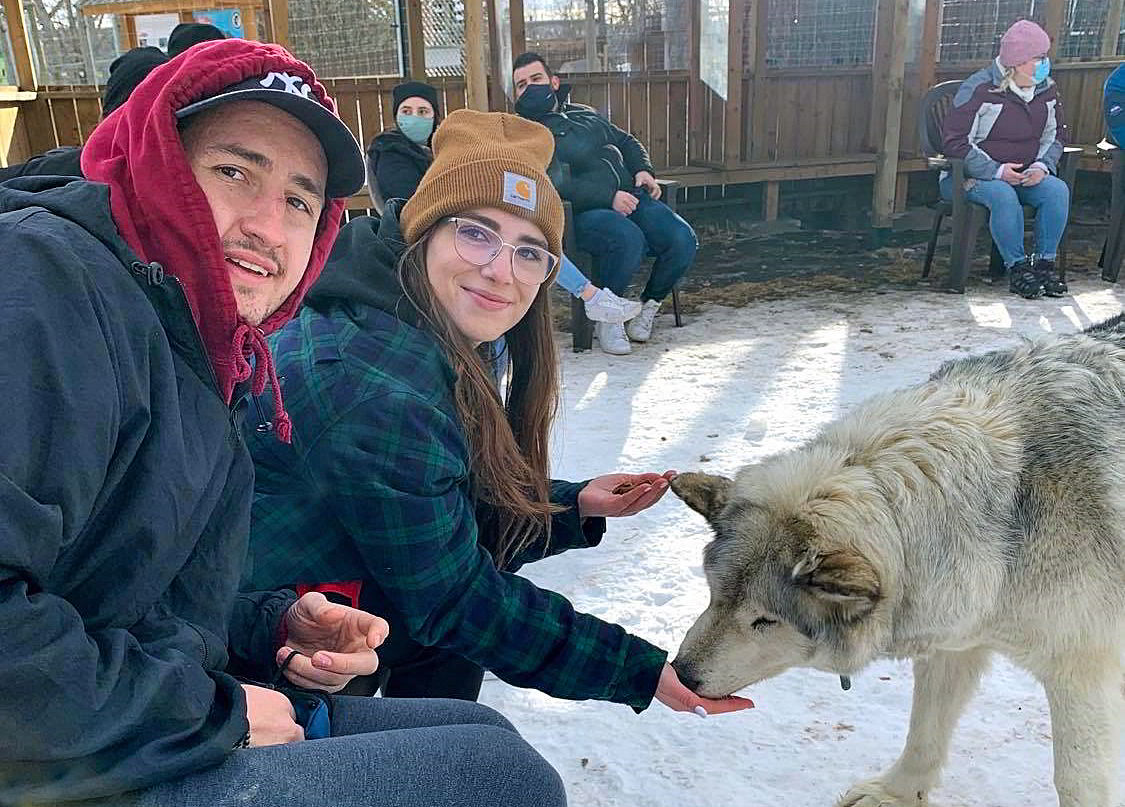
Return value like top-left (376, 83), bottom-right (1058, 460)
top-left (478, 277), bottom-right (1125, 807)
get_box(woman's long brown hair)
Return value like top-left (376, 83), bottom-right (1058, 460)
top-left (397, 230), bottom-right (562, 566)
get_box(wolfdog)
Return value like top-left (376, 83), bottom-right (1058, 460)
top-left (670, 316), bottom-right (1125, 807)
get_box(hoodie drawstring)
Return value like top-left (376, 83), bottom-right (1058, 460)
top-left (232, 323), bottom-right (292, 443)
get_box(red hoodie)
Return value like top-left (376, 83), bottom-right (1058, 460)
top-left (82, 39), bottom-right (348, 441)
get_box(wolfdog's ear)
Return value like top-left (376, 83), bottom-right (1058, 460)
top-left (791, 544), bottom-right (881, 621)
top-left (670, 472), bottom-right (733, 523)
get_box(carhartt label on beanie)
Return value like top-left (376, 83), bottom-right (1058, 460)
top-left (503, 172), bottom-right (538, 211)
top-left (401, 109), bottom-right (564, 257)
top-left (998, 19), bottom-right (1051, 68)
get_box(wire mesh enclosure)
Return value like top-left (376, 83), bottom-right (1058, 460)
top-left (0, 7), bottom-right (17, 84)
top-left (288, 0), bottom-right (402, 78)
top-left (938, 0), bottom-right (1044, 63)
top-left (1057, 0), bottom-right (1113, 59)
top-left (23, 1), bottom-right (120, 85)
top-left (762, 0), bottom-right (877, 68)
top-left (523, 0), bottom-right (690, 73)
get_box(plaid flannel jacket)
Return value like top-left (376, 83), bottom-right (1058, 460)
top-left (245, 302), bottom-right (667, 709)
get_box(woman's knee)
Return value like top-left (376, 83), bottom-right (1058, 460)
top-left (1038, 174), bottom-right (1071, 204)
top-left (972, 178), bottom-right (1020, 209)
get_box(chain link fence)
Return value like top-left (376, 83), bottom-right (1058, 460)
top-left (762, 0), bottom-right (876, 68)
top-left (938, 0), bottom-right (1043, 63)
top-left (524, 0), bottom-right (689, 73)
top-left (288, 0), bottom-right (402, 77)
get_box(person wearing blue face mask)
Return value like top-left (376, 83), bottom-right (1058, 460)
top-left (367, 81), bottom-right (442, 204)
top-left (512, 52), bottom-right (698, 355)
top-left (941, 19), bottom-right (1071, 299)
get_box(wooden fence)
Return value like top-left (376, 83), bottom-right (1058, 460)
top-left (1, 59), bottom-right (1118, 211)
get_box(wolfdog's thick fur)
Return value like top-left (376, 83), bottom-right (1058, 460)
top-left (671, 316), bottom-right (1125, 807)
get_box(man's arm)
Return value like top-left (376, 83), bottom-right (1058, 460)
top-left (548, 156), bottom-right (621, 213)
top-left (0, 219), bottom-right (246, 804)
top-left (607, 120), bottom-right (655, 177)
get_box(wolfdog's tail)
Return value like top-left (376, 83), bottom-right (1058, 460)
top-left (1083, 313), bottom-right (1125, 345)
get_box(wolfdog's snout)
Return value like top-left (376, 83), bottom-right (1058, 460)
top-left (670, 657), bottom-right (703, 692)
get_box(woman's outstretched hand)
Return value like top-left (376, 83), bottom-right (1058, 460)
top-left (578, 471), bottom-right (678, 518)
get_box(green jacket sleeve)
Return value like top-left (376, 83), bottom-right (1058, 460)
top-left (303, 390), bottom-right (666, 709)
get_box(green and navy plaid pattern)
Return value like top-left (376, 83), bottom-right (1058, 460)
top-left (246, 303), bottom-right (667, 709)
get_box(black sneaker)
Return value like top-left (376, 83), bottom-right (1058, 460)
top-left (1008, 259), bottom-right (1045, 299)
top-left (1034, 258), bottom-right (1067, 297)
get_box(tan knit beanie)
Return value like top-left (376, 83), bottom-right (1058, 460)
top-left (401, 108), bottom-right (564, 258)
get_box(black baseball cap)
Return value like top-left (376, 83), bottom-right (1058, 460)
top-left (176, 71), bottom-right (365, 198)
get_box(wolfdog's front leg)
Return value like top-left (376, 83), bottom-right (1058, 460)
top-left (837, 648), bottom-right (991, 807)
top-left (1040, 651), bottom-right (1122, 807)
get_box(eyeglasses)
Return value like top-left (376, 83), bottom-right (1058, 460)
top-left (446, 217), bottom-right (558, 286)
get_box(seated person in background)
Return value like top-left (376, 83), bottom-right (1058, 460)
top-left (941, 19), bottom-right (1070, 300)
top-left (246, 109), bottom-right (752, 722)
top-left (1104, 60), bottom-right (1125, 147)
top-left (367, 79), bottom-right (640, 325)
top-left (512, 51), bottom-right (697, 355)
top-left (0, 46), bottom-right (169, 181)
top-left (367, 80), bottom-right (440, 203)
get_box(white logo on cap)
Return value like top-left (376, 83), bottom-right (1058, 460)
top-left (260, 71), bottom-right (313, 99)
top-left (503, 171), bottom-right (537, 211)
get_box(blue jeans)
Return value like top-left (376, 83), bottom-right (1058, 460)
top-left (555, 255), bottom-right (590, 298)
top-left (573, 194), bottom-right (697, 301)
top-left (939, 174), bottom-right (1070, 267)
top-left (90, 698), bottom-right (565, 807)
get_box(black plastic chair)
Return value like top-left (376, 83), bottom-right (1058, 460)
top-left (1097, 138), bottom-right (1125, 282)
top-left (565, 179), bottom-right (684, 352)
top-left (918, 80), bottom-right (1080, 293)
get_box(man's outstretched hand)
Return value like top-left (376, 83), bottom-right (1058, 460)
top-left (277, 592), bottom-right (389, 692)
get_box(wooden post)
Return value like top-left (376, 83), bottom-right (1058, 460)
top-left (723, 0), bottom-right (747, 167)
top-left (404, 0), bottom-right (426, 78)
top-left (688, 0), bottom-right (703, 164)
top-left (1104, 0), bottom-right (1124, 58)
top-left (464, 0), bottom-right (489, 110)
top-left (917, 0), bottom-right (941, 97)
top-left (868, 0), bottom-right (894, 151)
top-left (125, 15), bottom-right (139, 49)
top-left (2, 0), bottom-right (36, 90)
top-left (763, 180), bottom-right (779, 221)
top-left (510, 0), bottom-right (526, 58)
top-left (267, 0), bottom-right (289, 49)
top-left (585, 0), bottom-right (597, 70)
top-left (894, 171), bottom-right (909, 213)
top-left (871, 0), bottom-right (910, 231)
top-left (238, 6), bottom-right (257, 40)
top-left (485, 0), bottom-right (505, 108)
top-left (1044, 0), bottom-right (1065, 57)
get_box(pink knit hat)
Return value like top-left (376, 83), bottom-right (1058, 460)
top-left (998, 19), bottom-right (1051, 67)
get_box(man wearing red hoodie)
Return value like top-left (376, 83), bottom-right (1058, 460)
top-left (0, 39), bottom-right (564, 807)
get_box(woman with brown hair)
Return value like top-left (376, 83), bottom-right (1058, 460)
top-left (245, 109), bottom-right (752, 717)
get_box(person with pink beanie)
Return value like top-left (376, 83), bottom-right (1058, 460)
top-left (941, 19), bottom-right (1071, 299)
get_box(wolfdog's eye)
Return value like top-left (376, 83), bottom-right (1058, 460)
top-left (751, 617), bottom-right (778, 630)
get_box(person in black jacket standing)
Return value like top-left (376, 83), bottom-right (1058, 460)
top-left (513, 52), bottom-right (698, 355)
